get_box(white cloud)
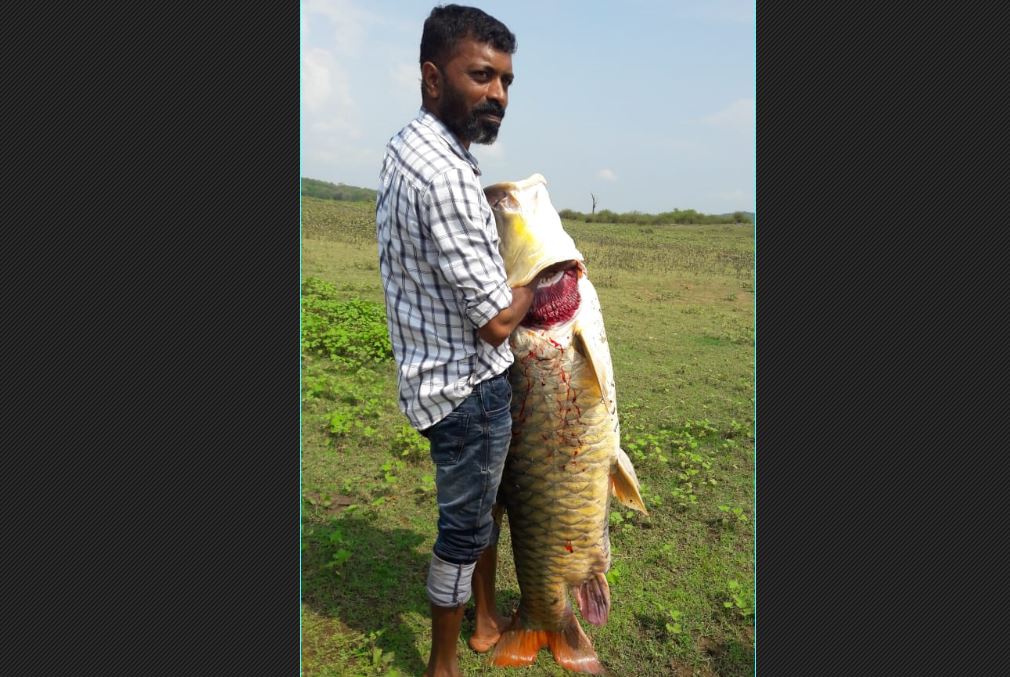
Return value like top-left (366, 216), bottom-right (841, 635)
top-left (303, 0), bottom-right (377, 56)
top-left (300, 2), bottom-right (382, 187)
top-left (302, 48), bottom-right (359, 140)
top-left (702, 98), bottom-right (755, 133)
top-left (597, 169), bottom-right (618, 182)
top-left (390, 62), bottom-right (421, 100)
top-left (301, 48), bottom-right (334, 113)
top-left (310, 117), bottom-right (361, 138)
top-left (308, 145), bottom-right (376, 168)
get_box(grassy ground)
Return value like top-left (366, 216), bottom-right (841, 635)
top-left (301, 196), bottom-right (754, 676)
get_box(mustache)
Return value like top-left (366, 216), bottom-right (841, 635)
top-left (472, 101), bottom-right (505, 119)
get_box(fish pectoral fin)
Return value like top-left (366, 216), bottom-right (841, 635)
top-left (547, 615), bottom-right (606, 674)
top-left (572, 325), bottom-right (613, 410)
top-left (610, 447), bottom-right (648, 515)
top-left (573, 573), bottom-right (611, 626)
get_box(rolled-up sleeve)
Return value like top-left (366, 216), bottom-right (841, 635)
top-left (425, 169), bottom-right (512, 328)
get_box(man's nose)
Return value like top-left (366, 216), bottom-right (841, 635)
top-left (487, 78), bottom-right (507, 107)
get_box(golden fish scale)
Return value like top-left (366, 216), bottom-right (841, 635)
top-left (502, 321), bottom-right (616, 631)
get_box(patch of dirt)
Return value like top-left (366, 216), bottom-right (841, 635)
top-left (304, 492), bottom-right (355, 515)
top-left (669, 658), bottom-right (718, 676)
top-left (696, 633), bottom-right (754, 677)
top-left (704, 517), bottom-right (726, 541)
top-left (697, 637), bottom-right (721, 655)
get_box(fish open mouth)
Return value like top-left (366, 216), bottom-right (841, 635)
top-left (523, 261), bottom-right (581, 328)
top-left (536, 266), bottom-right (568, 288)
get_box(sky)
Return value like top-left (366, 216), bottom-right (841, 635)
top-left (301, 0), bottom-right (755, 215)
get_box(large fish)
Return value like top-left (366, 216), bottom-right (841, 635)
top-left (483, 174), bottom-right (647, 674)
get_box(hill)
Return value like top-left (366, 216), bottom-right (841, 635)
top-left (301, 177), bottom-right (376, 202)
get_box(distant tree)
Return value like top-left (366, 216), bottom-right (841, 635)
top-left (301, 177), bottom-right (377, 202)
top-left (555, 205), bottom-right (745, 225)
top-left (591, 193), bottom-right (597, 215)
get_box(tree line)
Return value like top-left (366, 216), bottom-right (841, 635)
top-left (301, 178), bottom-right (753, 225)
top-left (557, 208), bottom-right (753, 225)
top-left (302, 177), bottom-right (377, 202)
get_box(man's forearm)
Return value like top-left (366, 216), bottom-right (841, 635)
top-left (477, 283), bottom-right (536, 347)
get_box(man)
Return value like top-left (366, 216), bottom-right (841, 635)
top-left (375, 5), bottom-right (542, 676)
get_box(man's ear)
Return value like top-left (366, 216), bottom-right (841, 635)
top-left (421, 61), bottom-right (441, 99)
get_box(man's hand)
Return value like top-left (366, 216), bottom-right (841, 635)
top-left (476, 276), bottom-right (542, 347)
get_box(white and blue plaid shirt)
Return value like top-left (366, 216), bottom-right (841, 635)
top-left (376, 108), bottom-right (513, 430)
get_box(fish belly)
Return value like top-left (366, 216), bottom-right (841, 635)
top-left (502, 307), bottom-right (616, 631)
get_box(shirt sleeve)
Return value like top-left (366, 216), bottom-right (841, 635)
top-left (424, 168), bottom-right (512, 328)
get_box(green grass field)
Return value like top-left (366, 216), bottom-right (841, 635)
top-left (301, 196), bottom-right (754, 676)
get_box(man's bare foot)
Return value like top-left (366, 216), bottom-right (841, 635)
top-left (468, 612), bottom-right (513, 653)
top-left (422, 668), bottom-right (461, 677)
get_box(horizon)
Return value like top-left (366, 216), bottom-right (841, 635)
top-left (301, 0), bottom-right (755, 215)
top-left (301, 176), bottom-right (753, 217)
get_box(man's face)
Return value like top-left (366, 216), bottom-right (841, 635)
top-left (432, 37), bottom-right (514, 146)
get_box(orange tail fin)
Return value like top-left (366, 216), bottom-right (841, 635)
top-left (490, 613), bottom-right (549, 668)
top-left (548, 615), bottom-right (606, 674)
top-left (491, 613), bottom-right (606, 674)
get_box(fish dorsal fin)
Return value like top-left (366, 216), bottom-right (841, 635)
top-left (572, 324), bottom-right (612, 412)
top-left (610, 447), bottom-right (648, 515)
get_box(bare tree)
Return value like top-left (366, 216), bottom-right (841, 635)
top-left (591, 193), bottom-right (597, 215)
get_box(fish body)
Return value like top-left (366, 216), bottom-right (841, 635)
top-left (483, 175), bottom-right (646, 674)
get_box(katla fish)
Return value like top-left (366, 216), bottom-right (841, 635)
top-left (483, 173), bottom-right (647, 674)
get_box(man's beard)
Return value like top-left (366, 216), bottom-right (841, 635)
top-left (439, 80), bottom-right (505, 145)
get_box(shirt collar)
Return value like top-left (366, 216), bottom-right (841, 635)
top-left (417, 107), bottom-right (482, 176)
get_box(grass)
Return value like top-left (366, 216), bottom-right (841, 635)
top-left (301, 195), bottom-right (754, 676)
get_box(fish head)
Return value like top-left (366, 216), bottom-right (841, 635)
top-left (484, 173), bottom-right (584, 288)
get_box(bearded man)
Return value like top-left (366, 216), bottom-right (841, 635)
top-left (375, 5), bottom-right (544, 676)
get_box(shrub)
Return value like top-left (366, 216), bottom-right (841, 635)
top-left (302, 277), bottom-right (392, 366)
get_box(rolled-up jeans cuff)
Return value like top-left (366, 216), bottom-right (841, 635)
top-left (427, 552), bottom-right (474, 607)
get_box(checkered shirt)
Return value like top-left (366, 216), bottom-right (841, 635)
top-left (376, 108), bottom-right (513, 430)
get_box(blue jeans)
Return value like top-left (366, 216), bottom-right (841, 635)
top-left (420, 371), bottom-right (512, 565)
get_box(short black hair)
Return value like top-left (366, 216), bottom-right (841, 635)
top-left (419, 4), bottom-right (517, 67)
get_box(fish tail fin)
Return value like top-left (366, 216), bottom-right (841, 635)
top-left (547, 615), bottom-right (607, 674)
top-left (610, 447), bottom-right (648, 514)
top-left (490, 618), bottom-right (550, 668)
top-left (573, 573), bottom-right (611, 626)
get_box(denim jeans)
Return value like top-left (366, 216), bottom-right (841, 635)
top-left (420, 370), bottom-right (512, 565)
